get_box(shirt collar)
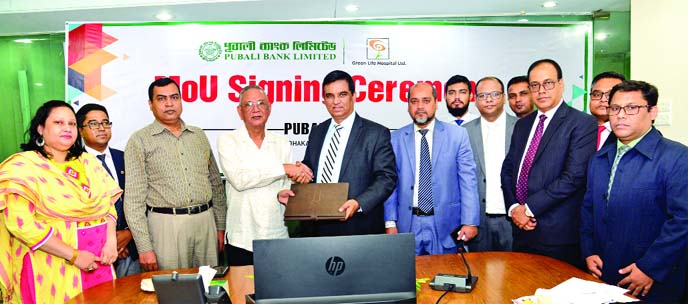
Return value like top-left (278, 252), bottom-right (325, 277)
top-left (84, 145), bottom-right (109, 156)
top-left (332, 112), bottom-right (356, 130)
top-left (616, 126), bottom-right (653, 150)
top-left (602, 121), bottom-right (611, 131)
top-left (150, 119), bottom-right (191, 135)
top-left (536, 99), bottom-right (564, 119)
top-left (480, 110), bottom-right (506, 127)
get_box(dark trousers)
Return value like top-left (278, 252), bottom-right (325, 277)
top-left (513, 240), bottom-right (583, 270)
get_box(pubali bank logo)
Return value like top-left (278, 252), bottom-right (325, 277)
top-left (199, 41), bottom-right (222, 62)
top-left (366, 38), bottom-right (389, 60)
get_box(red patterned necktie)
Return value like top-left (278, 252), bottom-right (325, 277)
top-left (596, 125), bottom-right (606, 150)
top-left (516, 114), bottom-right (547, 204)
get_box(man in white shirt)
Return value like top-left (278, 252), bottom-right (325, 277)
top-left (76, 103), bottom-right (140, 277)
top-left (217, 85), bottom-right (312, 265)
top-left (463, 77), bottom-right (517, 252)
top-left (589, 71), bottom-right (626, 150)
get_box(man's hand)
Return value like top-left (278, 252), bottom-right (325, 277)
top-left (139, 251), bottom-right (159, 271)
top-left (277, 189), bottom-right (295, 205)
top-left (116, 230), bottom-right (133, 259)
top-left (338, 199), bottom-right (360, 221)
top-left (511, 205), bottom-right (537, 230)
top-left (585, 255), bottom-right (603, 278)
top-left (386, 227), bottom-right (398, 234)
top-left (618, 263), bottom-right (654, 297)
top-left (284, 162), bottom-right (314, 184)
top-left (456, 225), bottom-right (478, 242)
top-left (217, 231), bottom-right (225, 252)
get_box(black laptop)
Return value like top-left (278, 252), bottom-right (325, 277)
top-left (251, 233), bottom-right (416, 304)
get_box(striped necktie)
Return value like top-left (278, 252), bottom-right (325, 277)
top-left (607, 144), bottom-right (631, 198)
top-left (320, 124), bottom-right (343, 183)
top-left (417, 129), bottom-right (433, 213)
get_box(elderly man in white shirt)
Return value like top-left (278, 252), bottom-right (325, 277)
top-left (217, 85), bottom-right (312, 266)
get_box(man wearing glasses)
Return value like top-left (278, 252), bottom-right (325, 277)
top-left (581, 80), bottom-right (688, 302)
top-left (589, 72), bottom-right (626, 150)
top-left (217, 85), bottom-right (311, 266)
top-left (76, 103), bottom-right (140, 277)
top-left (463, 77), bottom-right (517, 252)
top-left (501, 59), bottom-right (597, 267)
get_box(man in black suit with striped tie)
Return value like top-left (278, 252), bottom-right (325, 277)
top-left (301, 70), bottom-right (397, 236)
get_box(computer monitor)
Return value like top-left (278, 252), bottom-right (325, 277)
top-left (152, 273), bottom-right (206, 304)
top-left (252, 233), bottom-right (416, 304)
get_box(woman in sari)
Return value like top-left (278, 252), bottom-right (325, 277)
top-left (0, 100), bottom-right (122, 303)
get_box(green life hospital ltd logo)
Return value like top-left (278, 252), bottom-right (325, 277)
top-left (367, 38), bottom-right (389, 60)
top-left (199, 41), bottom-right (222, 62)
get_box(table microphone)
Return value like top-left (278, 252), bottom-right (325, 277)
top-left (429, 229), bottom-right (478, 293)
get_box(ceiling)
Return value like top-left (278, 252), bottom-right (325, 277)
top-left (0, 0), bottom-right (630, 36)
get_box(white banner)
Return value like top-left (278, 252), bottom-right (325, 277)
top-left (66, 22), bottom-right (591, 164)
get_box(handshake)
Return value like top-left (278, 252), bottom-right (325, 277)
top-left (283, 161), bottom-right (314, 184)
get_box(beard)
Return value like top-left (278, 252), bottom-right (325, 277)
top-left (447, 102), bottom-right (469, 118)
top-left (414, 114), bottom-right (434, 125)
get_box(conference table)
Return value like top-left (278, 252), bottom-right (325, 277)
top-left (69, 252), bottom-right (607, 304)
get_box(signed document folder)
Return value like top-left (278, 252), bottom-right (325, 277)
top-left (285, 183), bottom-right (348, 220)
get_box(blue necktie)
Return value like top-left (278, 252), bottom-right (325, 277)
top-left (418, 129), bottom-right (433, 213)
top-left (96, 154), bottom-right (113, 177)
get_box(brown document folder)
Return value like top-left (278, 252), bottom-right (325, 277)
top-left (285, 183), bottom-right (349, 220)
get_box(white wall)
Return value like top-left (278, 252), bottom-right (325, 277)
top-left (631, 0), bottom-right (688, 145)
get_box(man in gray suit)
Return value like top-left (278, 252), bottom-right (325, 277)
top-left (463, 76), bottom-right (517, 252)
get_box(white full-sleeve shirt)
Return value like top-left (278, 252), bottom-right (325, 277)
top-left (218, 125), bottom-right (292, 252)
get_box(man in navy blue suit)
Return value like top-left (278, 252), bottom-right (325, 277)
top-left (384, 82), bottom-right (480, 255)
top-left (301, 70), bottom-right (397, 236)
top-left (581, 80), bottom-right (688, 302)
top-left (77, 104), bottom-right (139, 277)
top-left (501, 59), bottom-right (597, 267)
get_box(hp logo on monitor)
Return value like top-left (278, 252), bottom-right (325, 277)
top-left (325, 256), bottom-right (346, 276)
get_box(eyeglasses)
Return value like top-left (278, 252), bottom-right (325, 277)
top-left (476, 91), bottom-right (503, 101)
top-left (83, 121), bottom-right (112, 129)
top-left (607, 104), bottom-right (652, 116)
top-left (241, 100), bottom-right (268, 108)
top-left (529, 80), bottom-right (557, 92)
top-left (590, 90), bottom-right (611, 100)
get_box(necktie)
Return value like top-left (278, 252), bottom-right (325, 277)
top-left (320, 124), bottom-right (343, 183)
top-left (455, 119), bottom-right (464, 126)
top-left (417, 129), bottom-right (434, 213)
top-left (596, 125), bottom-right (606, 150)
top-left (96, 154), bottom-right (113, 177)
top-left (516, 114), bottom-right (547, 204)
top-left (607, 144), bottom-right (631, 198)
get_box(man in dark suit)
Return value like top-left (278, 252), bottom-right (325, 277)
top-left (581, 81), bottom-right (688, 302)
top-left (301, 70), bottom-right (397, 236)
top-left (501, 59), bottom-right (597, 267)
top-left (76, 103), bottom-right (139, 277)
top-left (463, 77), bottom-right (517, 252)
